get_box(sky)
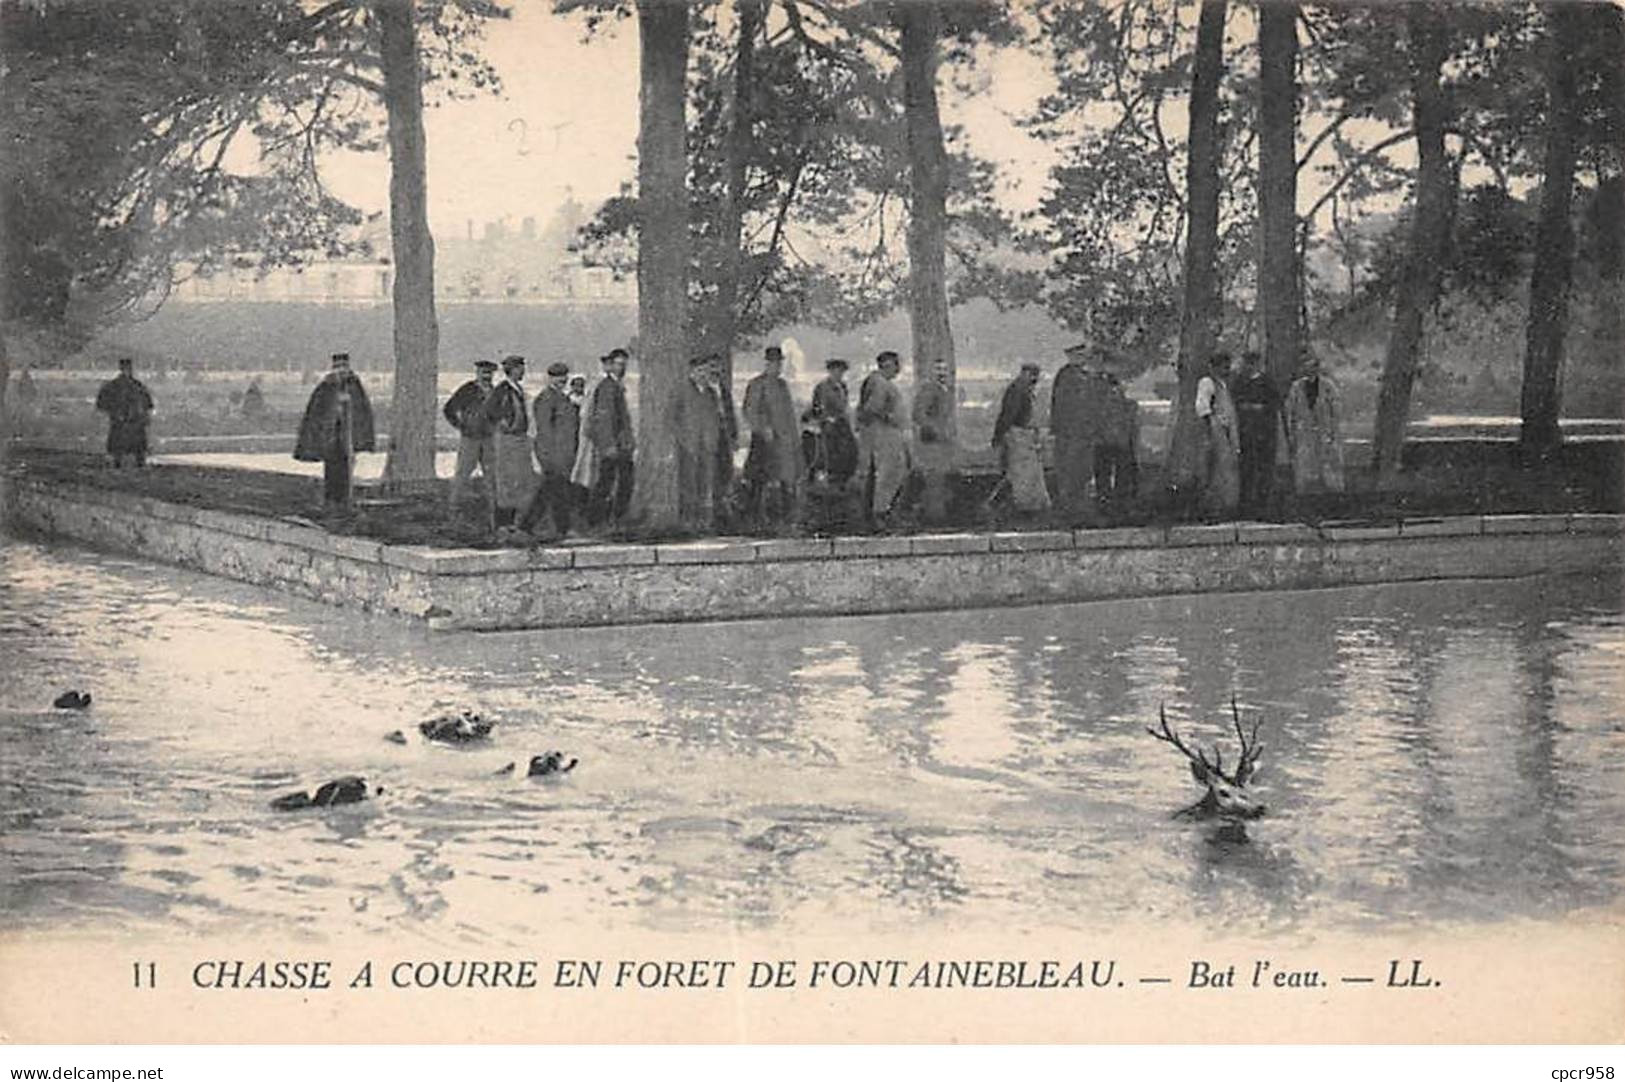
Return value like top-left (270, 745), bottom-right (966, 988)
top-left (312, 1), bottom-right (1061, 239)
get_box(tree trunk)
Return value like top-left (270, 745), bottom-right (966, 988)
top-left (630, 0), bottom-right (691, 531)
top-left (1168, 0), bottom-right (1227, 486)
top-left (709, 0), bottom-right (762, 386)
top-left (377, 0), bottom-right (439, 485)
top-left (1595, 5), bottom-right (1625, 370)
top-left (1258, 1), bottom-right (1301, 395)
top-left (899, 0), bottom-right (956, 440)
top-left (1372, 6), bottom-right (1453, 483)
top-left (1519, 4), bottom-right (1587, 458)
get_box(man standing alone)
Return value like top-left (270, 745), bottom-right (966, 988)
top-left (294, 352), bottom-right (375, 512)
top-left (95, 358), bottom-right (155, 468)
top-left (443, 358), bottom-right (498, 513)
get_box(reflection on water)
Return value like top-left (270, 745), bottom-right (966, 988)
top-left (1, 536), bottom-right (1622, 944)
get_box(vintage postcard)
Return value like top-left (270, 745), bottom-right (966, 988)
top-left (1, 0), bottom-right (1622, 1046)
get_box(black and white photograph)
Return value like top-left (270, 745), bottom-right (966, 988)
top-left (1, 0), bottom-right (1622, 1048)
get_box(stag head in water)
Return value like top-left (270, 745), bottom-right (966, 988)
top-left (1147, 698), bottom-right (1266, 821)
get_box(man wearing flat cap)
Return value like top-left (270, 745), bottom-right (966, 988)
top-left (1050, 342), bottom-right (1112, 524)
top-left (520, 360), bottom-right (578, 539)
top-left (294, 352), bottom-right (375, 511)
top-left (856, 350), bottom-right (910, 529)
top-left (573, 348), bottom-right (635, 526)
top-left (705, 353), bottom-right (740, 525)
top-left (676, 354), bottom-right (723, 530)
top-left (802, 358), bottom-right (858, 494)
top-left (993, 362), bottom-right (1051, 515)
top-left (483, 355), bottom-right (538, 533)
top-left (443, 359), bottom-right (498, 514)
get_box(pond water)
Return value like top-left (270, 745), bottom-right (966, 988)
top-left (1, 536), bottom-right (1622, 947)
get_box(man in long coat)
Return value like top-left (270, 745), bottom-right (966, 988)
top-left (676, 354), bottom-right (722, 531)
top-left (803, 358), bottom-right (857, 490)
top-left (1283, 353), bottom-right (1346, 496)
top-left (294, 352), bottom-right (375, 510)
top-left (1231, 349), bottom-right (1281, 515)
top-left (1097, 373), bottom-right (1141, 508)
top-left (95, 358), bottom-right (155, 468)
top-left (912, 357), bottom-right (955, 524)
top-left (742, 346), bottom-right (803, 527)
top-left (574, 349), bottom-right (635, 526)
top-left (1050, 342), bottom-right (1112, 524)
top-left (856, 350), bottom-right (910, 528)
top-left (520, 361), bottom-right (579, 539)
top-left (442, 358), bottom-right (498, 512)
top-left (483, 354), bottom-right (537, 533)
top-left (1195, 351), bottom-right (1241, 516)
top-left (993, 362), bottom-right (1051, 514)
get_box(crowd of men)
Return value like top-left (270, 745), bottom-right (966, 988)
top-left (85, 341), bottom-right (1345, 534)
top-left (1193, 348), bottom-right (1346, 518)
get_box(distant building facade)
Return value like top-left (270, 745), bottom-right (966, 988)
top-left (171, 197), bottom-right (634, 308)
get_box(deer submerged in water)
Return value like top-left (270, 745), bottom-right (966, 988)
top-left (1147, 698), bottom-right (1266, 822)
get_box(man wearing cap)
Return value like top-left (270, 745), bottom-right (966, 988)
top-left (294, 352), bottom-right (376, 511)
top-left (912, 357), bottom-right (955, 524)
top-left (993, 362), bottom-right (1051, 515)
top-left (856, 351), bottom-right (910, 528)
top-left (1231, 349), bottom-right (1281, 515)
top-left (742, 345), bottom-right (803, 527)
top-left (483, 355), bottom-right (537, 533)
top-left (574, 348), bottom-right (635, 526)
top-left (705, 353), bottom-right (739, 525)
top-left (443, 359), bottom-right (498, 513)
top-left (1194, 351), bottom-right (1241, 515)
top-left (519, 361), bottom-right (578, 539)
top-left (1050, 342), bottom-right (1112, 524)
top-left (676, 354), bottom-right (722, 530)
top-left (1097, 370), bottom-right (1141, 508)
top-left (1283, 351), bottom-right (1345, 498)
top-left (95, 357), bottom-right (155, 468)
top-left (803, 358), bottom-right (857, 492)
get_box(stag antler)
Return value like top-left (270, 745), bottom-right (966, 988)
top-left (1147, 704), bottom-right (1222, 785)
top-left (1148, 700), bottom-right (1265, 788)
top-left (1229, 695), bottom-right (1265, 786)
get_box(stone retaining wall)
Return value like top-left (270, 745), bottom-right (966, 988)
top-left (4, 477), bottom-right (1620, 630)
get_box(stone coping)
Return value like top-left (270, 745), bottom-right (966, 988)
top-left (8, 476), bottom-right (1620, 577)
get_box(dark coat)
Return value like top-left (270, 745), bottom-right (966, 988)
top-left (443, 379), bottom-right (495, 439)
top-left (1050, 362), bottom-right (1112, 442)
top-left (95, 374), bottom-right (154, 456)
top-left (804, 376), bottom-right (857, 484)
top-left (532, 385), bottom-right (579, 474)
top-left (743, 372), bottom-right (803, 486)
top-left (587, 376), bottom-right (634, 458)
top-left (992, 377), bottom-right (1036, 447)
top-left (294, 373), bottom-right (375, 462)
top-left (913, 378), bottom-right (954, 471)
top-left (483, 380), bottom-right (530, 436)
